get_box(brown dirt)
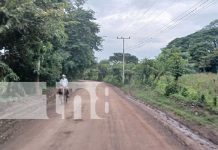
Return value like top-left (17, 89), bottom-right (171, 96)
top-left (124, 85), bottom-right (218, 145)
top-left (0, 81), bottom-right (199, 150)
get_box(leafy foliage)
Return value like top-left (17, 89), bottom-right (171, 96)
top-left (0, 0), bottom-right (102, 84)
top-left (166, 19), bottom-right (218, 73)
top-left (63, 6), bottom-right (102, 80)
top-left (0, 61), bottom-right (19, 81)
top-left (109, 53), bottom-right (138, 64)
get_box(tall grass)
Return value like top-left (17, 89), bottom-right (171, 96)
top-left (179, 73), bottom-right (218, 107)
top-left (156, 73), bottom-right (218, 108)
top-left (123, 73), bottom-right (218, 128)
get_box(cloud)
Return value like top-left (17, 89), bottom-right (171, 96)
top-left (85, 0), bottom-right (218, 60)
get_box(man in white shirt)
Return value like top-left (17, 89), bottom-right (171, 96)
top-left (58, 74), bottom-right (69, 98)
top-left (60, 74), bottom-right (68, 88)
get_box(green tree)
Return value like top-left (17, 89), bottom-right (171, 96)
top-left (98, 60), bottom-right (110, 81)
top-left (167, 49), bottom-right (188, 81)
top-left (109, 53), bottom-right (138, 64)
top-left (63, 3), bottom-right (102, 80)
top-left (134, 58), bottom-right (157, 85)
top-left (166, 19), bottom-right (218, 73)
top-left (0, 0), bottom-right (102, 85)
top-left (0, 0), bottom-right (67, 83)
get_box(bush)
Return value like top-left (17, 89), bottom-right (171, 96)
top-left (197, 94), bottom-right (207, 108)
top-left (103, 75), bottom-right (123, 87)
top-left (181, 87), bottom-right (188, 97)
top-left (187, 88), bottom-right (199, 100)
top-left (180, 87), bottom-right (198, 100)
top-left (165, 82), bottom-right (179, 96)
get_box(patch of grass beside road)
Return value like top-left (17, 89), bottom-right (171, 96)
top-left (122, 84), bottom-right (218, 129)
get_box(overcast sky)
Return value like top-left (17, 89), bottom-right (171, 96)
top-left (84, 0), bottom-right (218, 61)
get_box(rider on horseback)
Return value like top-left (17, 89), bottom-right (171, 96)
top-left (58, 74), bottom-right (69, 97)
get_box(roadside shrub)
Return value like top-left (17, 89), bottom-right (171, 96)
top-left (156, 81), bottom-right (167, 94)
top-left (103, 75), bottom-right (122, 87)
top-left (185, 88), bottom-right (198, 100)
top-left (165, 82), bottom-right (179, 96)
top-left (197, 94), bottom-right (207, 108)
top-left (181, 87), bottom-right (188, 97)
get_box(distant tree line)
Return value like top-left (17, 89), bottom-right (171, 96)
top-left (83, 20), bottom-right (218, 96)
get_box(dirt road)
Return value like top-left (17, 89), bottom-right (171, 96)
top-left (0, 81), bottom-right (188, 150)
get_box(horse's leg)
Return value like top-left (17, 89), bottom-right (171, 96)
top-left (61, 88), bottom-right (64, 104)
top-left (66, 89), bottom-right (69, 103)
top-left (65, 89), bottom-right (68, 103)
top-left (66, 91), bottom-right (68, 103)
top-left (57, 89), bottom-right (63, 105)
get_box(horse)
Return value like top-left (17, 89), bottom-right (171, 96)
top-left (57, 87), bottom-right (69, 104)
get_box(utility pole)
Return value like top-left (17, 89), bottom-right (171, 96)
top-left (117, 36), bottom-right (130, 84)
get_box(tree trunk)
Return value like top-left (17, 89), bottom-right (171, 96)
top-left (35, 59), bottom-right (40, 95)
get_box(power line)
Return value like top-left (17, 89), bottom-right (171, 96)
top-left (131, 0), bottom-right (179, 36)
top-left (130, 0), bottom-right (210, 49)
top-left (163, 0), bottom-right (217, 32)
top-left (157, 0), bottom-right (213, 34)
top-left (127, 0), bottom-right (215, 51)
top-left (153, 0), bottom-right (216, 42)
